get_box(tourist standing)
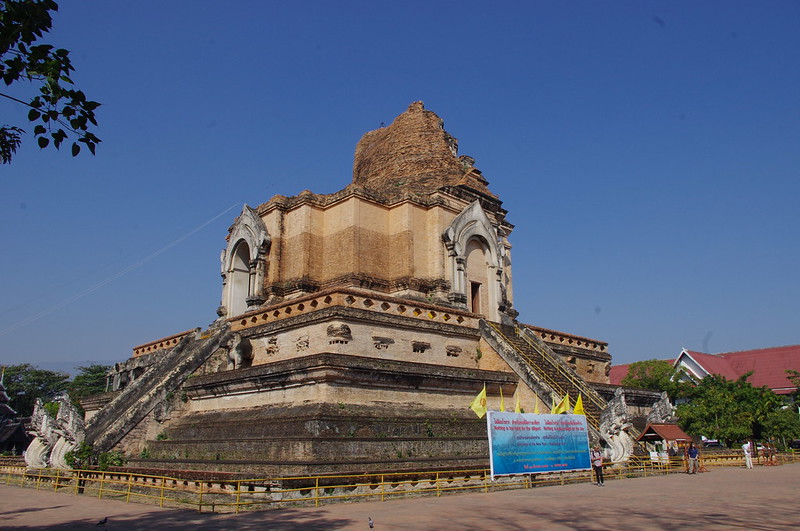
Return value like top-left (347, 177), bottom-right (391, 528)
top-left (590, 444), bottom-right (605, 486)
top-left (742, 441), bottom-right (753, 469)
top-left (687, 442), bottom-right (699, 474)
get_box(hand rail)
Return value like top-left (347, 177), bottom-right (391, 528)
top-left (515, 326), bottom-right (607, 412)
top-left (6, 453), bottom-right (796, 513)
top-left (486, 322), bottom-right (601, 430)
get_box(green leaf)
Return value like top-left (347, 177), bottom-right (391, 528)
top-left (71, 142), bottom-right (80, 156)
top-left (38, 136), bottom-right (50, 149)
top-left (34, 124), bottom-right (46, 135)
top-left (28, 109), bottom-right (41, 121)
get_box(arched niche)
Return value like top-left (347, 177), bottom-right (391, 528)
top-left (220, 205), bottom-right (270, 318)
top-left (442, 201), bottom-right (511, 322)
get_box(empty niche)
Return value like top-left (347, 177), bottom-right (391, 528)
top-left (412, 341), bottom-right (431, 353)
top-left (446, 346), bottom-right (462, 357)
top-left (373, 336), bottom-right (394, 350)
top-left (265, 336), bottom-right (279, 356)
top-left (327, 324), bottom-right (352, 345)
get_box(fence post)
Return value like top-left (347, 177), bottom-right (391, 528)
top-left (160, 476), bottom-right (166, 507)
top-left (380, 475), bottom-right (385, 502)
top-left (126, 473), bottom-right (133, 503)
top-left (436, 472), bottom-right (440, 497)
top-left (98, 471), bottom-right (105, 499)
top-left (315, 477), bottom-right (320, 508)
top-left (235, 480), bottom-right (242, 514)
top-left (54, 468), bottom-right (60, 491)
top-left (198, 481), bottom-right (204, 512)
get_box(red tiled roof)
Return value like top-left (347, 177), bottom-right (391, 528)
top-left (682, 350), bottom-right (740, 380)
top-left (636, 423), bottom-right (692, 442)
top-left (608, 364), bottom-right (630, 386)
top-left (680, 345), bottom-right (800, 394)
top-left (718, 345), bottom-right (800, 393)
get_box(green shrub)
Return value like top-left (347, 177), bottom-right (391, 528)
top-left (65, 442), bottom-right (94, 469)
top-left (98, 451), bottom-right (126, 470)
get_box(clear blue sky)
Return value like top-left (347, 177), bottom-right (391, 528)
top-left (1, 0), bottom-right (798, 373)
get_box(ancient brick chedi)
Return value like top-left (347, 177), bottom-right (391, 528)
top-left (62, 102), bottom-right (625, 476)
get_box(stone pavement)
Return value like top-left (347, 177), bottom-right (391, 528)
top-left (1, 464), bottom-right (798, 530)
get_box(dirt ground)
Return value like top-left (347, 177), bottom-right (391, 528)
top-left (1, 463), bottom-right (798, 530)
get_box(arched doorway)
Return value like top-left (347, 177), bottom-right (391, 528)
top-left (228, 240), bottom-right (251, 317)
top-left (464, 238), bottom-right (490, 316)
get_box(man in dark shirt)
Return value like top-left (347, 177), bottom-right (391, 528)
top-left (687, 442), bottom-right (699, 474)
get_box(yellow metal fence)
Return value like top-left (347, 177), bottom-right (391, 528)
top-left (2, 452), bottom-right (797, 514)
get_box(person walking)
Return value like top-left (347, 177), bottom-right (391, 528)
top-left (687, 442), bottom-right (699, 474)
top-left (742, 441), bottom-right (753, 469)
top-left (590, 444), bottom-right (605, 486)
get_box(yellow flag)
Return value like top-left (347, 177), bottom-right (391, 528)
top-left (533, 397), bottom-right (540, 414)
top-left (551, 393), bottom-right (570, 414)
top-left (573, 394), bottom-right (585, 415)
top-left (514, 393), bottom-right (521, 414)
top-left (469, 384), bottom-right (488, 418)
top-left (499, 386), bottom-right (505, 412)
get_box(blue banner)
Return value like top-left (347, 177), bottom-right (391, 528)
top-left (487, 411), bottom-right (591, 479)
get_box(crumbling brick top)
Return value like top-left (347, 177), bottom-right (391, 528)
top-left (352, 101), bottom-right (495, 199)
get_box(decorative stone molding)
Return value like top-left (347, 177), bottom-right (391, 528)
top-left (442, 200), bottom-right (513, 322)
top-left (220, 205), bottom-right (271, 318)
top-left (229, 288), bottom-right (478, 334)
top-left (295, 335), bottom-right (309, 352)
top-left (412, 341), bottom-right (431, 353)
top-left (326, 324), bottom-right (352, 344)
top-left (132, 329), bottom-right (195, 357)
top-left (372, 336), bottom-right (394, 350)
top-left (522, 324), bottom-right (609, 356)
top-left (446, 346), bottom-right (462, 357)
top-left (265, 336), bottom-right (279, 354)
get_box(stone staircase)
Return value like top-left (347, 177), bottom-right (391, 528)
top-left (85, 324), bottom-right (233, 452)
top-left (480, 321), bottom-right (607, 432)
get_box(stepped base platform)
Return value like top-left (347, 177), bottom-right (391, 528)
top-left (132, 403), bottom-right (490, 476)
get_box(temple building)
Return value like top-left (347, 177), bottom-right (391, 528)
top-left (0, 372), bottom-right (28, 455)
top-left (66, 102), bottom-right (650, 476)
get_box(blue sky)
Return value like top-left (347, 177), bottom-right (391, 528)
top-left (1, 0), bottom-right (798, 373)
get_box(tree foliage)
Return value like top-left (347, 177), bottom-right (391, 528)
top-left (1, 363), bottom-right (69, 416)
top-left (676, 373), bottom-right (800, 446)
top-left (68, 363), bottom-right (110, 401)
top-left (620, 359), bottom-right (689, 400)
top-left (1, 363), bottom-right (110, 417)
top-left (0, 0), bottom-right (100, 163)
top-left (786, 369), bottom-right (800, 403)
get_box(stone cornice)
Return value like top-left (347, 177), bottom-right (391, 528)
top-left (185, 352), bottom-right (516, 400)
top-left (522, 323), bottom-right (609, 355)
top-left (255, 184), bottom-right (511, 229)
top-left (132, 329), bottom-right (199, 358)
top-left (228, 287), bottom-right (481, 334)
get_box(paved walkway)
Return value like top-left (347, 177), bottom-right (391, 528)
top-left (1, 464), bottom-right (798, 529)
